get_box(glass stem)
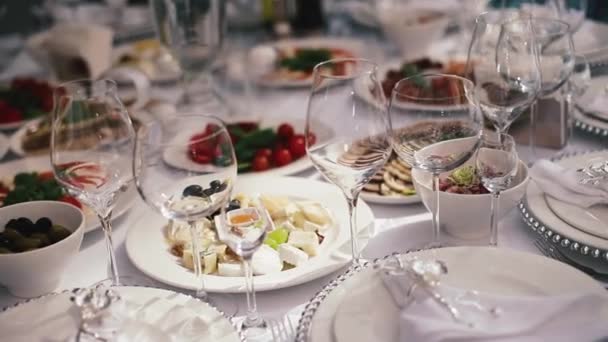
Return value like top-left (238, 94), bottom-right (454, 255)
top-left (489, 191), bottom-right (500, 246)
top-left (430, 173), bottom-right (441, 247)
top-left (98, 213), bottom-right (120, 286)
top-left (243, 257), bottom-right (262, 328)
top-left (345, 194), bottom-right (360, 265)
top-left (188, 220), bottom-right (207, 300)
top-left (529, 101), bottom-right (538, 162)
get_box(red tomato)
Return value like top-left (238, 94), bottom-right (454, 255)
top-left (274, 148), bottom-right (293, 167)
top-left (255, 148), bottom-right (273, 159)
top-left (252, 155), bottom-right (271, 171)
top-left (0, 106), bottom-right (23, 123)
top-left (277, 123), bottom-right (295, 140)
top-left (38, 171), bottom-right (55, 182)
top-left (190, 151), bottom-right (212, 164)
top-left (205, 124), bottom-right (219, 135)
top-left (288, 134), bottom-right (306, 159)
top-left (59, 195), bottom-right (83, 209)
top-left (306, 132), bottom-right (317, 146)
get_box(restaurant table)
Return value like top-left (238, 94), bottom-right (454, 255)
top-left (1, 20), bottom-right (607, 329)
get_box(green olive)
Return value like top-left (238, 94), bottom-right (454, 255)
top-left (29, 233), bottom-right (52, 247)
top-left (0, 247), bottom-right (12, 254)
top-left (2, 228), bottom-right (23, 242)
top-left (49, 225), bottom-right (71, 243)
top-left (13, 237), bottom-right (43, 252)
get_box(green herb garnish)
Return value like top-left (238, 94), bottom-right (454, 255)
top-left (280, 48), bottom-right (333, 72)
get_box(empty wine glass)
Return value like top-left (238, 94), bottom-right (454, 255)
top-left (465, 10), bottom-right (541, 135)
top-left (133, 115), bottom-right (237, 300)
top-left (562, 54), bottom-right (590, 152)
top-left (551, 0), bottom-right (587, 34)
top-left (475, 133), bottom-right (518, 246)
top-left (51, 79), bottom-right (136, 286)
top-left (306, 58), bottom-right (392, 264)
top-left (390, 74), bottom-right (483, 247)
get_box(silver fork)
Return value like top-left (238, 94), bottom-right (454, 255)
top-left (534, 238), bottom-right (608, 284)
top-left (268, 316), bottom-right (296, 342)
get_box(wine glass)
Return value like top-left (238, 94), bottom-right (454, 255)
top-left (475, 133), bottom-right (518, 246)
top-left (163, 0), bottom-right (227, 112)
top-left (51, 79), bottom-right (135, 286)
top-left (133, 115), bottom-right (237, 301)
top-left (390, 74), bottom-right (483, 247)
top-left (563, 54), bottom-right (590, 151)
top-left (465, 10), bottom-right (541, 135)
top-left (306, 58), bottom-right (392, 264)
top-left (502, 0), bottom-right (587, 34)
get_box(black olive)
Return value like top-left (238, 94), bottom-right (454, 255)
top-left (5, 219), bottom-right (18, 230)
top-left (227, 199), bottom-right (240, 212)
top-left (209, 180), bottom-right (221, 189)
top-left (216, 182), bottom-right (228, 192)
top-left (183, 185), bottom-right (204, 197)
top-left (203, 188), bottom-right (215, 197)
top-left (35, 217), bottom-right (53, 233)
top-left (14, 218), bottom-right (35, 236)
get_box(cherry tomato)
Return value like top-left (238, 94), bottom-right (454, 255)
top-left (205, 124), bottom-right (219, 135)
top-left (306, 132), bottom-right (317, 146)
top-left (59, 195), bottom-right (83, 209)
top-left (190, 151), bottom-right (212, 164)
top-left (274, 148), bottom-right (293, 167)
top-left (252, 155), bottom-right (271, 171)
top-left (38, 171), bottom-right (55, 182)
top-left (277, 123), bottom-right (295, 140)
top-left (255, 148), bottom-right (273, 159)
top-left (288, 134), bottom-right (306, 159)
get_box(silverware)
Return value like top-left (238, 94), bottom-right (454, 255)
top-left (268, 315), bottom-right (295, 342)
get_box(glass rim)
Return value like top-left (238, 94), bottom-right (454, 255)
top-left (503, 16), bottom-right (571, 37)
top-left (391, 73), bottom-right (475, 102)
top-left (312, 58), bottom-right (378, 80)
top-left (56, 78), bottom-right (118, 90)
top-left (137, 114), bottom-right (230, 147)
top-left (475, 10), bottom-right (516, 26)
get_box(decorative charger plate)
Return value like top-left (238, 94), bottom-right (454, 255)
top-left (295, 246), bottom-right (604, 342)
top-left (520, 150), bottom-right (608, 274)
top-left (126, 176), bottom-right (375, 293)
top-left (0, 285), bottom-right (243, 342)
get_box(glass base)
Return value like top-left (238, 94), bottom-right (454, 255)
top-left (241, 319), bottom-right (270, 341)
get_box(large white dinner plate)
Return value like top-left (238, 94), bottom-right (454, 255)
top-left (126, 176), bottom-right (375, 293)
top-left (307, 247), bottom-right (605, 342)
top-left (0, 156), bottom-right (136, 233)
top-left (252, 38), bottom-right (363, 88)
top-left (360, 191), bottom-right (420, 205)
top-left (163, 117), bottom-right (334, 179)
top-left (0, 132), bottom-right (8, 160)
top-left (0, 286), bottom-right (240, 342)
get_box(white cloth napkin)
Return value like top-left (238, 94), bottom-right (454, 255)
top-left (380, 268), bottom-right (608, 342)
top-left (530, 159), bottom-right (608, 208)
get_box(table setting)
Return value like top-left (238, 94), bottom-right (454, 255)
top-left (1, 0), bottom-right (608, 341)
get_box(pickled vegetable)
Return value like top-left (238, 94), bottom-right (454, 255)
top-left (0, 216), bottom-right (72, 253)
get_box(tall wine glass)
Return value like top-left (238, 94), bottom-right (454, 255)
top-left (163, 0), bottom-right (226, 112)
top-left (133, 115), bottom-right (237, 300)
top-left (306, 58), bottom-right (392, 265)
top-left (563, 54), bottom-right (590, 151)
top-left (51, 79), bottom-right (135, 286)
top-left (476, 133), bottom-right (518, 246)
top-left (390, 74), bottom-right (483, 247)
top-left (502, 0), bottom-right (587, 34)
top-left (466, 11), bottom-right (541, 135)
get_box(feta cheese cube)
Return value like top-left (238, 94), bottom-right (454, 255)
top-left (252, 245), bottom-right (283, 275)
top-left (203, 252), bottom-right (217, 274)
top-left (281, 221), bottom-right (298, 232)
top-left (288, 231), bottom-right (320, 256)
top-left (279, 244), bottom-right (309, 266)
top-left (218, 263), bottom-right (244, 277)
top-left (291, 211), bottom-right (307, 228)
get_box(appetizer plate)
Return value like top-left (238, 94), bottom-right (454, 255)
top-left (126, 176), bottom-right (375, 293)
top-left (0, 132), bottom-right (8, 160)
top-left (163, 117), bottom-right (334, 179)
top-left (360, 192), bottom-right (420, 205)
top-left (112, 40), bottom-right (181, 85)
top-left (252, 37), bottom-right (363, 88)
top-left (0, 156), bottom-right (136, 233)
top-left (298, 247), bottom-right (605, 342)
top-left (0, 286), bottom-right (242, 342)
top-left (522, 151), bottom-right (608, 274)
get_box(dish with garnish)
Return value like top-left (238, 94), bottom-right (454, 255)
top-left (359, 153), bottom-right (420, 205)
top-left (0, 156), bottom-right (136, 233)
top-left (248, 38), bottom-right (363, 88)
top-left (0, 78), bottom-right (56, 131)
top-left (125, 176), bottom-right (375, 292)
top-left (163, 117), bottom-right (334, 178)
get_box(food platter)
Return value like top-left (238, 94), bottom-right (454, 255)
top-left (0, 78), bottom-right (54, 131)
top-left (0, 156), bottom-right (136, 233)
top-left (126, 176), bottom-right (375, 293)
top-left (296, 246), bottom-right (605, 342)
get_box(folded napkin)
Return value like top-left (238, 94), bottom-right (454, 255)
top-left (379, 258), bottom-right (608, 342)
top-left (530, 159), bottom-right (608, 208)
top-left (584, 94), bottom-right (608, 119)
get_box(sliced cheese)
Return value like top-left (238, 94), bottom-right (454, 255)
top-left (288, 231), bottom-right (320, 256)
top-left (279, 244), bottom-right (309, 266)
top-left (302, 221), bottom-right (322, 232)
top-left (218, 263), bottom-right (244, 277)
top-left (203, 252), bottom-right (217, 274)
top-left (297, 201), bottom-right (332, 225)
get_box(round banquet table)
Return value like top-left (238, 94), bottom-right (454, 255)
top-left (1, 19), bottom-right (608, 329)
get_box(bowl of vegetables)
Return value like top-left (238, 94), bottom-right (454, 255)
top-left (0, 201), bottom-right (85, 298)
top-left (412, 156), bottom-right (529, 243)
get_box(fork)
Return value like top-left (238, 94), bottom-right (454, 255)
top-left (268, 315), bottom-right (296, 342)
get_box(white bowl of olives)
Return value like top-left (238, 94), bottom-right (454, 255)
top-left (0, 201), bottom-right (85, 298)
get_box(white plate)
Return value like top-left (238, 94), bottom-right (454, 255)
top-left (0, 156), bottom-right (136, 233)
top-left (0, 286), bottom-right (240, 342)
top-left (253, 38), bottom-right (363, 88)
top-left (0, 132), bottom-right (8, 160)
top-left (307, 246), bottom-right (605, 342)
top-left (360, 191), bottom-right (420, 205)
top-left (126, 176), bottom-right (375, 293)
top-left (163, 117), bottom-right (334, 179)
top-left (546, 197), bottom-right (608, 240)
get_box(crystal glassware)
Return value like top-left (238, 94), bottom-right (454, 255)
top-left (563, 55), bottom-right (590, 151)
top-left (133, 115), bottom-right (237, 300)
top-left (465, 10), bottom-right (541, 135)
top-left (51, 79), bottom-right (136, 286)
top-left (390, 74), bottom-right (483, 247)
top-left (475, 133), bottom-right (518, 246)
top-left (306, 58), bottom-right (392, 264)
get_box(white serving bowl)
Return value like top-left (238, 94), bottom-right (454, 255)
top-left (411, 142), bottom-right (529, 244)
top-left (0, 201), bottom-right (85, 298)
top-left (376, 4), bottom-right (450, 59)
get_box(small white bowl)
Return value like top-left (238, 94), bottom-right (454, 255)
top-left (376, 5), bottom-right (450, 59)
top-left (412, 144), bottom-right (529, 244)
top-left (0, 201), bottom-right (85, 298)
